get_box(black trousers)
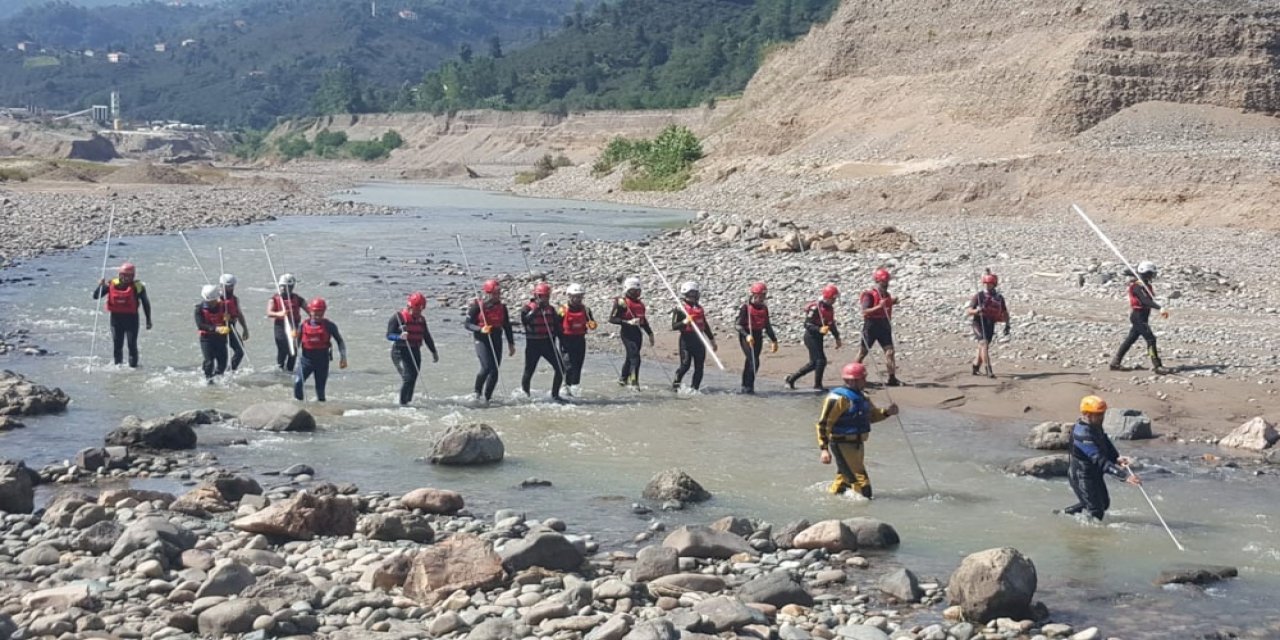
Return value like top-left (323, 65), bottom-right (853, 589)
top-left (229, 332), bottom-right (245, 370)
top-left (294, 350), bottom-right (330, 401)
top-left (619, 329), bottom-right (643, 385)
top-left (274, 322), bottom-right (297, 372)
top-left (200, 335), bottom-right (228, 380)
top-left (1115, 311), bottom-right (1158, 362)
top-left (110, 313), bottom-right (140, 367)
top-left (522, 338), bottom-right (564, 397)
top-left (1067, 462), bottom-right (1111, 520)
top-left (391, 345), bottom-right (422, 405)
top-left (473, 335), bottom-right (504, 401)
top-left (673, 332), bottom-right (706, 389)
top-left (790, 331), bottom-right (828, 388)
top-left (560, 335), bottom-right (587, 386)
top-left (740, 332), bottom-right (764, 391)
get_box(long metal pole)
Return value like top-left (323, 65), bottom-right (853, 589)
top-left (218, 247), bottom-right (253, 369)
top-left (1070, 204), bottom-right (1160, 304)
top-left (1125, 465), bottom-right (1186, 551)
top-left (642, 250), bottom-right (725, 370)
top-left (88, 205), bottom-right (116, 371)
top-left (178, 231), bottom-right (210, 284)
top-left (260, 234), bottom-right (296, 357)
top-left (854, 304), bottom-right (932, 494)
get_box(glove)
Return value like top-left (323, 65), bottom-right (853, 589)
top-left (216, 326), bottom-right (231, 336)
top-left (400, 332), bottom-right (410, 341)
top-left (289, 329), bottom-right (299, 339)
top-left (508, 344), bottom-right (516, 357)
top-left (745, 335), bottom-right (754, 345)
top-left (241, 328), bottom-right (249, 341)
top-left (339, 358), bottom-right (348, 369)
top-left (145, 321), bottom-right (153, 330)
top-left (834, 338), bottom-right (843, 350)
top-left (432, 352), bottom-right (440, 363)
top-left (1003, 325), bottom-right (1011, 337)
top-left (1160, 310), bottom-right (1169, 319)
top-left (770, 341), bottom-right (779, 353)
top-left (481, 325), bottom-right (492, 334)
top-left (683, 318), bottom-right (692, 326)
top-left (819, 326), bottom-right (829, 335)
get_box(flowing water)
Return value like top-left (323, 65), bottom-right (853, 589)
top-left (2, 184), bottom-right (1277, 638)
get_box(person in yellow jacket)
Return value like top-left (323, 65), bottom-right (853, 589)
top-left (816, 362), bottom-right (898, 498)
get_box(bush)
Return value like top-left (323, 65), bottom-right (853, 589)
top-left (347, 140), bottom-right (390, 161)
top-left (0, 167), bottom-right (29, 182)
top-left (312, 129), bottom-right (348, 157)
top-left (231, 129), bottom-right (267, 160)
top-left (552, 154), bottom-right (572, 168)
top-left (591, 125), bottom-right (703, 191)
top-left (380, 130), bottom-right (404, 150)
top-left (276, 134), bottom-right (312, 160)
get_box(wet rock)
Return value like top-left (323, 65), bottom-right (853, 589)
top-left (105, 414), bottom-right (197, 450)
top-left (210, 474), bottom-right (264, 502)
top-left (358, 513), bottom-right (435, 543)
top-left (110, 515), bottom-right (197, 561)
top-left (694, 595), bottom-right (761, 631)
top-left (642, 468), bottom-right (711, 503)
top-left (500, 530), bottom-right (584, 572)
top-left (400, 487), bottom-right (464, 514)
top-left (647, 573), bottom-right (726, 597)
top-left (1103, 408), bottom-right (1153, 440)
top-left (231, 490), bottom-right (356, 540)
top-left (878, 567), bottom-right (922, 602)
top-left (710, 515), bottom-right (754, 538)
top-left (1155, 564), bottom-right (1238, 586)
top-left (792, 520), bottom-right (858, 552)
top-left (1023, 422), bottom-right (1071, 450)
top-left (74, 447), bottom-right (110, 472)
top-left (1218, 417), bottom-right (1278, 451)
top-left (842, 517), bottom-right (900, 549)
top-left (0, 460), bottom-right (36, 513)
top-left (0, 369), bottom-right (70, 415)
top-left (632, 545), bottom-right (679, 582)
top-left (195, 561), bottom-right (257, 598)
top-left (0, 416), bottom-right (24, 431)
top-left (197, 599), bottom-right (268, 636)
top-left (403, 534), bottom-right (505, 605)
top-left (0, 616), bottom-right (16, 639)
top-left (73, 520), bottom-right (124, 553)
top-left (738, 570), bottom-right (814, 607)
top-left (948, 547), bottom-right (1038, 623)
top-left (663, 525), bottom-right (758, 558)
top-left (1005, 454), bottom-right (1070, 478)
top-left (429, 423), bottom-right (504, 465)
top-left (772, 519), bottom-right (810, 549)
top-left (281, 463), bottom-right (314, 476)
top-left (238, 401), bottom-right (316, 432)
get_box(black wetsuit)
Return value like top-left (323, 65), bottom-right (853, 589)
top-left (465, 300), bottom-right (515, 402)
top-left (520, 300), bottom-right (565, 399)
top-left (736, 302), bottom-right (777, 393)
top-left (92, 280), bottom-right (152, 367)
top-left (671, 303), bottom-right (714, 390)
top-left (294, 319), bottom-right (346, 402)
top-left (225, 294), bottom-right (246, 370)
top-left (558, 303), bottom-right (594, 388)
top-left (1113, 278), bottom-right (1163, 369)
top-left (194, 301), bottom-right (228, 380)
top-left (1066, 419), bottom-right (1127, 519)
top-left (387, 311), bottom-right (438, 405)
top-left (270, 292), bottom-right (305, 372)
top-left (609, 295), bottom-right (654, 386)
top-left (789, 301), bottom-right (840, 389)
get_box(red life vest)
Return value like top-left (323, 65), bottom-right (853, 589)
top-left (977, 291), bottom-right (1008, 322)
top-left (525, 301), bottom-right (556, 339)
top-left (398, 310), bottom-right (427, 347)
top-left (621, 297), bottom-right (647, 323)
top-left (681, 303), bottom-right (707, 333)
top-left (562, 305), bottom-right (590, 336)
top-left (198, 303), bottom-right (227, 336)
top-left (272, 294), bottom-right (303, 325)
top-left (862, 288), bottom-right (893, 320)
top-left (744, 303), bottom-right (769, 332)
top-left (106, 280), bottom-right (139, 314)
top-left (1127, 282), bottom-right (1152, 310)
top-left (224, 295), bottom-right (241, 320)
top-left (806, 300), bottom-right (835, 327)
top-left (478, 300), bottom-right (507, 330)
top-left (299, 319), bottom-right (331, 351)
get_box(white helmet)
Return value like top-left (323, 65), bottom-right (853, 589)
top-left (566, 283), bottom-right (585, 296)
top-left (623, 277), bottom-right (641, 292)
top-left (278, 273), bottom-right (296, 287)
top-left (1136, 261), bottom-right (1157, 276)
top-left (219, 273), bottom-right (237, 286)
top-left (201, 284), bottom-right (220, 302)
top-left (680, 281), bottom-right (700, 295)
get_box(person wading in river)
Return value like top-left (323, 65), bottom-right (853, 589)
top-left (194, 284), bottom-right (230, 382)
top-left (294, 297), bottom-right (347, 402)
top-left (219, 274), bottom-right (250, 371)
top-left (520, 282), bottom-right (567, 403)
top-left (670, 281), bottom-right (717, 392)
top-left (387, 292), bottom-right (438, 405)
top-left (965, 271), bottom-right (1010, 378)
top-left (465, 279), bottom-right (515, 405)
top-left (786, 284), bottom-right (842, 391)
top-left (92, 262), bottom-right (152, 367)
top-left (816, 362), bottom-right (898, 498)
top-left (1110, 261), bottom-right (1169, 375)
top-left (736, 281), bottom-right (778, 395)
top-left (558, 283), bottom-right (598, 396)
top-left (1062, 395), bottom-right (1142, 520)
top-left (267, 273), bottom-right (305, 372)
top-left (609, 277), bottom-right (654, 388)
top-left (856, 268), bottom-right (902, 386)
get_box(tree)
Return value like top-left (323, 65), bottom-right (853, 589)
top-left (458, 43), bottom-right (473, 64)
top-left (488, 34), bottom-right (503, 59)
top-left (312, 65), bottom-right (365, 114)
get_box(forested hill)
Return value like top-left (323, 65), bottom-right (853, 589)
top-left (0, 0), bottom-right (586, 127)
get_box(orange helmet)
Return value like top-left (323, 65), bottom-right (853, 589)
top-left (1080, 395), bottom-right (1107, 415)
top-left (841, 363), bottom-right (867, 380)
top-left (307, 297), bottom-right (327, 313)
top-left (750, 282), bottom-right (767, 295)
top-left (873, 268), bottom-right (891, 283)
top-left (533, 282), bottom-right (551, 297)
top-left (482, 279), bottom-right (500, 294)
top-left (982, 273), bottom-right (998, 286)
top-left (821, 284), bottom-right (839, 300)
top-left (407, 292), bottom-right (427, 309)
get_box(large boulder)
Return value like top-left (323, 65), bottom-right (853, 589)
top-left (429, 423), bottom-right (504, 465)
top-left (238, 401), bottom-right (315, 432)
top-left (109, 516), bottom-right (197, 562)
top-left (358, 513), bottom-right (434, 543)
top-left (0, 370), bottom-right (70, 416)
top-left (772, 519), bottom-right (810, 549)
top-left (1005, 454), bottom-right (1070, 478)
top-left (1022, 422), bottom-right (1071, 450)
top-left (239, 572), bottom-right (323, 611)
top-left (1218, 417), bottom-right (1278, 452)
top-left (400, 487), bottom-right (464, 514)
top-left (42, 493), bottom-right (94, 527)
top-left (663, 525), bottom-right (757, 559)
top-left (403, 534), bottom-right (506, 605)
top-left (73, 520), bottom-right (124, 553)
top-left (842, 517), bottom-right (901, 549)
top-left (631, 545), bottom-right (679, 582)
top-left (948, 547), bottom-right (1038, 623)
top-left (1103, 409), bottom-right (1153, 440)
top-left (642, 469), bottom-right (711, 503)
top-left (500, 531), bottom-right (584, 572)
top-left (195, 561), bottom-right (257, 598)
top-left (709, 516), bottom-right (754, 538)
top-left (230, 491), bottom-right (356, 540)
top-left (878, 567), bottom-right (922, 602)
top-left (737, 571), bottom-right (814, 607)
top-left (693, 596), bottom-right (761, 632)
top-left (0, 460), bottom-right (36, 513)
top-left (792, 520), bottom-right (858, 552)
top-left (105, 414), bottom-right (197, 450)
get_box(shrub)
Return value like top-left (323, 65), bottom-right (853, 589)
top-left (380, 130), bottom-right (404, 150)
top-left (347, 140), bottom-right (390, 161)
top-left (591, 125), bottom-right (703, 191)
top-left (0, 167), bottom-right (29, 182)
top-left (312, 129), bottom-right (348, 157)
top-left (275, 134), bottom-right (312, 160)
top-left (551, 154), bottom-right (572, 168)
top-left (230, 129), bottom-right (267, 160)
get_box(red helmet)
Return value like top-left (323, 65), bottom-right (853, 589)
top-left (981, 273), bottom-right (998, 286)
top-left (750, 282), bottom-right (767, 295)
top-left (407, 292), bottom-right (427, 308)
top-left (841, 363), bottom-right (867, 380)
top-left (307, 297), bottom-right (327, 313)
top-left (533, 282), bottom-right (551, 297)
top-left (873, 268), bottom-right (891, 283)
top-left (119, 262), bottom-right (136, 275)
top-left (482, 279), bottom-right (500, 294)
top-left (821, 284), bottom-right (839, 300)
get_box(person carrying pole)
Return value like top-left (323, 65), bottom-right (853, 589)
top-left (1110, 261), bottom-right (1169, 374)
top-left (387, 292), bottom-right (438, 405)
top-left (294, 298), bottom-right (347, 402)
top-left (816, 363), bottom-right (899, 498)
top-left (786, 284), bottom-right (842, 391)
top-left (736, 281), bottom-right (778, 394)
top-left (558, 283), bottom-right (598, 396)
top-left (219, 274), bottom-right (250, 371)
top-left (1061, 395), bottom-right (1142, 520)
top-left (965, 271), bottom-right (1010, 378)
top-left (465, 279), bottom-right (515, 404)
top-left (520, 282), bottom-right (567, 402)
top-left (92, 262), bottom-right (152, 368)
top-left (609, 277), bottom-right (654, 388)
top-left (669, 281), bottom-right (717, 392)
top-left (194, 284), bottom-right (230, 382)
top-left (856, 268), bottom-right (901, 386)
top-left (267, 274), bottom-right (304, 372)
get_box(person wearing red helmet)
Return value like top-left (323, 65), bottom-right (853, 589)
top-left (387, 291), bottom-right (438, 405)
top-left (1061, 395), bottom-right (1141, 520)
top-left (965, 270), bottom-right (1010, 378)
top-left (465, 279), bottom-right (515, 404)
top-left (266, 273), bottom-right (305, 372)
top-left (736, 281), bottom-right (778, 394)
top-left (520, 282), bottom-right (567, 402)
top-left (785, 284), bottom-right (843, 391)
top-left (856, 268), bottom-right (901, 386)
top-left (558, 283), bottom-right (597, 395)
top-left (92, 262), bottom-right (152, 367)
top-left (293, 297), bottom-right (347, 402)
top-left (815, 362), bottom-right (899, 498)
top-left (609, 276), bottom-right (654, 388)
top-left (670, 281), bottom-right (717, 392)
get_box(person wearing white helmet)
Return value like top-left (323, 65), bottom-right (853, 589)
top-left (1110, 260), bottom-right (1169, 374)
top-left (219, 274), bottom-right (250, 371)
top-left (609, 276), bottom-right (654, 388)
top-left (558, 283), bottom-right (598, 395)
top-left (195, 284), bottom-right (231, 382)
top-left (266, 273), bottom-right (305, 371)
top-left (670, 281), bottom-right (717, 392)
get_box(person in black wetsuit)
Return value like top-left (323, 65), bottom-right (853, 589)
top-left (856, 268), bottom-right (901, 386)
top-left (294, 297), bottom-right (347, 402)
top-left (1110, 261), bottom-right (1169, 375)
top-left (194, 284), bottom-right (229, 382)
top-left (387, 291), bottom-right (438, 405)
top-left (609, 276), bottom-right (654, 388)
top-left (965, 271), bottom-right (1010, 378)
top-left (92, 262), bottom-right (152, 367)
top-left (520, 282), bottom-right (566, 402)
top-left (786, 284), bottom-right (843, 391)
top-left (736, 281), bottom-right (778, 394)
top-left (1062, 395), bottom-right (1142, 520)
top-left (558, 282), bottom-right (598, 395)
top-left (266, 273), bottom-right (304, 372)
top-left (465, 279), bottom-right (515, 404)
top-left (219, 273), bottom-right (250, 371)
top-left (670, 281), bottom-right (717, 392)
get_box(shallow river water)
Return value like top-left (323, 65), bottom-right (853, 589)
top-left (2, 184), bottom-right (1277, 638)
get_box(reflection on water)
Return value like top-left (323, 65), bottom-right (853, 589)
top-left (2, 184), bottom-right (1278, 637)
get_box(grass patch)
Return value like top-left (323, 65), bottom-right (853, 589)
top-left (515, 154), bottom-right (571, 184)
top-left (0, 167), bottom-right (30, 182)
top-left (22, 56), bottom-right (60, 69)
top-left (593, 125), bottom-right (702, 192)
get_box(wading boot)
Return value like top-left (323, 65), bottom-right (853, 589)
top-left (1151, 351), bottom-right (1170, 375)
top-left (785, 374), bottom-right (796, 390)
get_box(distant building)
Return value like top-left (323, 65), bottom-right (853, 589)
top-left (247, 69), bottom-right (265, 77)
top-left (154, 42), bottom-right (167, 52)
top-left (16, 41), bottom-right (35, 52)
top-left (398, 9), bottom-right (418, 20)
top-left (84, 49), bottom-right (95, 58)
top-left (181, 39), bottom-right (198, 47)
top-left (107, 52), bottom-right (129, 63)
